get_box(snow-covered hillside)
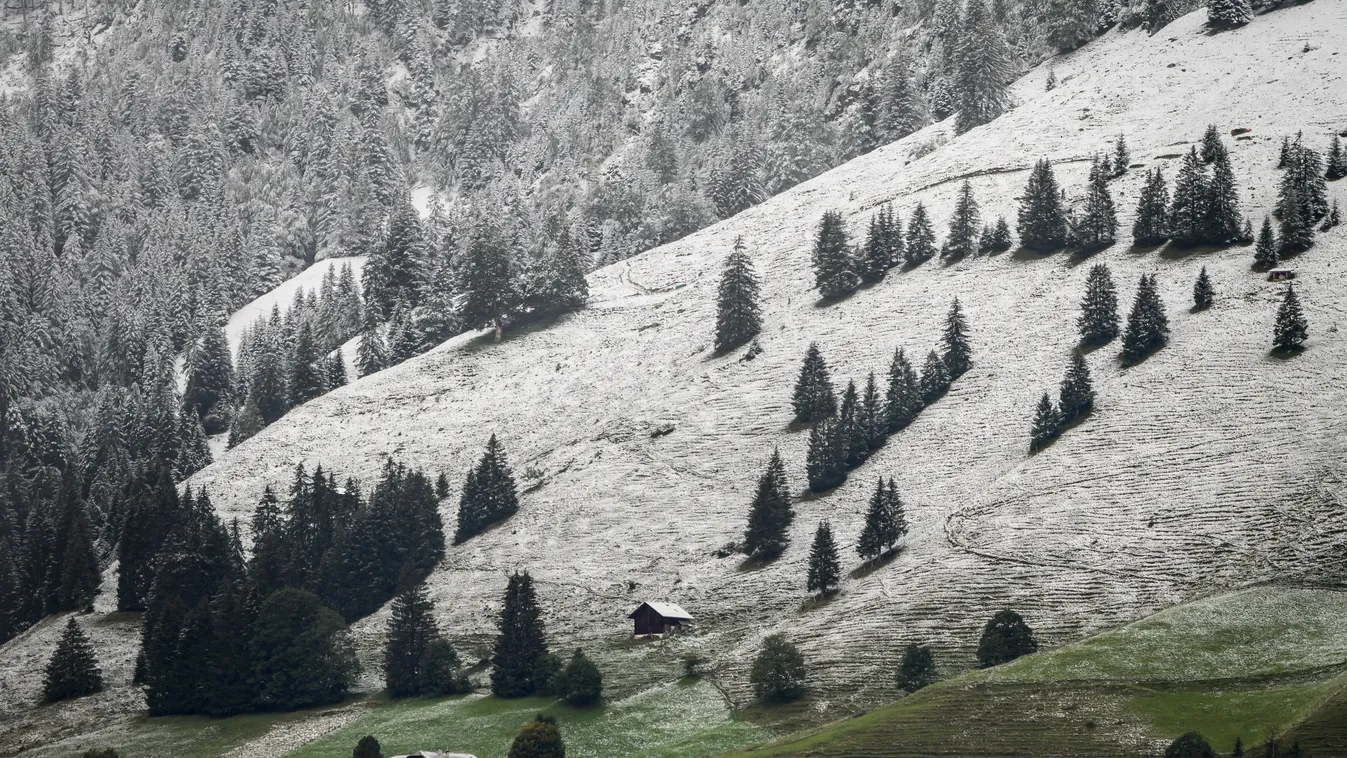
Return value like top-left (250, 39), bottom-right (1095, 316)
top-left (6, 3), bottom-right (1347, 752)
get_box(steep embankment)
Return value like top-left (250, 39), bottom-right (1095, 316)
top-left (4, 3), bottom-right (1346, 755)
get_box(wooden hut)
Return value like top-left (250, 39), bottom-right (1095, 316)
top-left (629, 601), bottom-right (693, 636)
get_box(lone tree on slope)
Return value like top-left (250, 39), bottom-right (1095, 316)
top-left (456, 435), bottom-right (520, 543)
top-left (976, 609), bottom-right (1039, 668)
top-left (1207, 0), bottom-right (1251, 29)
top-left (384, 583), bottom-right (439, 698)
top-left (857, 477), bottom-right (908, 562)
top-left (1074, 156), bottom-right (1119, 253)
top-left (1192, 267), bottom-right (1215, 310)
top-left (942, 298), bottom-right (973, 379)
top-left (750, 634), bottom-right (807, 702)
top-left (742, 449), bottom-right (794, 562)
top-left (897, 643), bottom-right (937, 693)
top-left (714, 237), bottom-right (762, 354)
top-left (491, 572), bottom-right (550, 698)
top-left (812, 211), bottom-right (859, 299)
top-left (1273, 285), bottom-right (1308, 351)
top-left (791, 343), bottom-right (837, 423)
top-left (1058, 350), bottom-right (1095, 424)
top-left (1121, 274), bottom-right (1170, 365)
top-left (44, 617), bottom-right (103, 703)
top-left (1078, 263), bottom-right (1120, 346)
top-left (1165, 732), bottom-right (1217, 758)
top-left (1017, 160), bottom-right (1070, 252)
top-left (905, 202), bottom-right (937, 265)
top-left (943, 181), bottom-right (982, 259)
top-left (1253, 216), bottom-right (1279, 270)
top-left (1029, 392), bottom-right (1062, 452)
top-left (806, 521), bottom-right (841, 596)
top-left (353, 736), bottom-right (382, 758)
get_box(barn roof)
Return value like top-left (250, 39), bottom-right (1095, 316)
top-left (629, 601), bottom-right (693, 620)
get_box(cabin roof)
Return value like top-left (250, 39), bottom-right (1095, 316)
top-left (629, 601), bottom-right (693, 621)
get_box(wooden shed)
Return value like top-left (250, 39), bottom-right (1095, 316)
top-left (1268, 268), bottom-right (1297, 281)
top-left (629, 601), bottom-right (693, 636)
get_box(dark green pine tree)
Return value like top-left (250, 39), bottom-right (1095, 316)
top-left (983, 216), bottom-right (1013, 252)
top-left (384, 582), bottom-right (439, 698)
top-left (455, 434), bottom-right (520, 543)
top-left (885, 347), bottom-right (924, 432)
top-left (490, 571), bottom-right (550, 698)
top-left (326, 349), bottom-right (348, 388)
top-left (1165, 732), bottom-right (1217, 758)
top-left (1277, 181), bottom-right (1314, 255)
top-left (919, 350), bottom-right (950, 405)
top-left (943, 181), bottom-right (981, 259)
top-left (250, 588), bottom-right (358, 711)
top-left (714, 237), bottom-right (762, 354)
top-left (508, 714), bottom-right (566, 758)
top-left (55, 494), bottom-right (101, 612)
top-left (1253, 216), bottom-right (1279, 269)
top-left (1169, 148), bottom-right (1209, 248)
top-left (1113, 134), bottom-right (1131, 177)
top-left (183, 321), bottom-right (234, 434)
top-left (1273, 285), bottom-right (1308, 351)
top-left (1121, 274), bottom-right (1170, 365)
top-left (1075, 157), bottom-right (1118, 253)
top-left (459, 222), bottom-right (520, 342)
top-left (742, 449), bottom-right (794, 562)
top-left (1078, 263), bottom-right (1120, 346)
top-left (791, 343), bottom-right (837, 423)
top-left (557, 648), bottom-right (603, 706)
top-left (897, 643), bottom-right (936, 693)
top-left (811, 211), bottom-right (859, 299)
top-left (749, 634), bottom-right (807, 702)
top-left (1132, 167), bottom-right (1171, 246)
top-left (976, 609), bottom-right (1039, 667)
top-left (1203, 152), bottom-right (1243, 245)
top-left (1193, 267), bottom-right (1215, 309)
top-left (859, 372), bottom-right (886, 451)
top-left (942, 298), bottom-right (972, 379)
top-left (1199, 124), bottom-right (1227, 164)
top-left (1029, 392), bottom-right (1062, 451)
top-left (353, 736), bottom-right (382, 758)
top-left (857, 477), bottom-right (907, 562)
top-left (805, 416), bottom-right (846, 492)
top-left (1017, 159), bottom-right (1070, 252)
top-left (1327, 136), bottom-right (1347, 180)
top-left (1057, 350), bottom-right (1094, 423)
top-left (1232, 736), bottom-right (1243, 758)
top-left (859, 207), bottom-right (898, 282)
top-left (953, 0), bottom-right (1013, 134)
top-left (1207, 0), bottom-right (1251, 28)
top-left (43, 617), bottom-right (103, 702)
top-left (904, 202), bottom-right (937, 265)
top-left (837, 380), bottom-right (867, 469)
top-left (420, 638), bottom-right (470, 697)
top-left (806, 521), bottom-right (841, 596)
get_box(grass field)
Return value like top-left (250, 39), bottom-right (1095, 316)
top-left (287, 677), bottom-right (767, 758)
top-left (18, 707), bottom-right (339, 758)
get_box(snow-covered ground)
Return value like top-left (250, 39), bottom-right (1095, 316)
top-left (6, 3), bottom-right (1347, 753)
top-left (223, 256), bottom-right (367, 357)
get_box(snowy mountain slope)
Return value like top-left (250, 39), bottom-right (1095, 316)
top-left (4, 4), bottom-right (1347, 753)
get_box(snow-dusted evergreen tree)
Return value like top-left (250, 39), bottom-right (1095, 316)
top-left (837, 380), bottom-right (866, 469)
top-left (288, 321), bottom-right (326, 407)
top-left (1132, 168), bottom-right (1171, 246)
top-left (1193, 267), bottom-right (1215, 309)
top-left (859, 372), bottom-right (886, 452)
top-left (1199, 124), bottom-right (1227, 165)
top-left (944, 182), bottom-right (982, 259)
top-left (879, 53), bottom-right (925, 143)
top-left (983, 216), bottom-right (1013, 252)
top-left (174, 412), bottom-right (213, 480)
top-left (953, 0), bottom-right (1014, 135)
top-left (1168, 149), bottom-right (1209, 248)
top-left (1078, 263), bottom-right (1120, 346)
top-left (920, 350), bottom-right (951, 405)
top-left (715, 237), bottom-right (762, 354)
top-left (1278, 136), bottom-right (1329, 227)
top-left (1277, 182), bottom-right (1314, 255)
top-left (905, 202), bottom-right (937, 265)
top-left (806, 521), bottom-right (841, 596)
top-left (1029, 393), bottom-right (1062, 451)
top-left (1254, 217), bottom-right (1279, 269)
top-left (1203, 152), bottom-right (1244, 246)
top-left (384, 582), bottom-right (439, 698)
top-left (1208, 0), bottom-right (1252, 28)
top-left (1045, 0), bottom-right (1101, 50)
top-left (857, 478), bottom-right (907, 562)
top-left (528, 229), bottom-right (590, 318)
top-left (897, 644), bottom-right (937, 693)
top-left (942, 299), bottom-right (973, 379)
top-left (743, 450), bottom-right (794, 562)
top-left (1327, 136), bottom-right (1347, 181)
top-left (791, 343), bottom-right (837, 423)
top-left (44, 618), bottom-right (103, 703)
top-left (860, 205), bottom-right (900, 282)
top-left (357, 318), bottom-right (388, 378)
top-left (1121, 274), bottom-right (1170, 364)
top-left (805, 416), bottom-right (847, 492)
top-left (1018, 160), bottom-right (1070, 251)
top-left (183, 322), bottom-right (234, 434)
top-left (1075, 157), bottom-right (1118, 252)
top-left (1273, 285), bottom-right (1308, 351)
top-left (1058, 350), bottom-right (1094, 423)
top-left (490, 571), bottom-right (549, 698)
top-left (811, 211), bottom-right (859, 299)
top-left (1113, 134), bottom-right (1131, 177)
top-left (459, 222), bottom-right (519, 342)
top-left (456, 434), bottom-right (520, 543)
top-left (885, 347), bottom-right (923, 431)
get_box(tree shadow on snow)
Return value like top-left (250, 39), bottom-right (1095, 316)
top-left (1010, 246), bottom-right (1059, 264)
top-left (849, 547), bottom-right (905, 580)
top-left (799, 590), bottom-right (840, 613)
top-left (813, 289), bottom-right (860, 308)
top-left (1268, 345), bottom-right (1306, 361)
top-left (1076, 338), bottom-right (1114, 356)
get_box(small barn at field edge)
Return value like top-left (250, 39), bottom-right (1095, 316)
top-left (629, 601), bottom-right (693, 636)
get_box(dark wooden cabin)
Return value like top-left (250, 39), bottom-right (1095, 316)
top-left (629, 601), bottom-right (693, 636)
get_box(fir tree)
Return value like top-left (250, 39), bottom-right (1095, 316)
top-left (1199, 124), bottom-right (1227, 164)
top-left (557, 648), bottom-right (603, 706)
top-left (250, 588), bottom-right (358, 711)
top-left (183, 322), bottom-right (235, 433)
top-left (806, 521), bottom-right (841, 596)
top-left (1075, 157), bottom-right (1118, 252)
top-left (743, 450), bottom-right (794, 562)
top-left (508, 714), bottom-right (565, 758)
top-left (1132, 168), bottom-right (1171, 246)
top-left (1203, 152), bottom-right (1243, 245)
top-left (1121, 274), bottom-right (1170, 364)
top-left (942, 299), bottom-right (973, 379)
top-left (1169, 148), bottom-right (1209, 248)
top-left (455, 435), bottom-right (519, 543)
top-left (1078, 263), bottom-right (1120, 346)
top-left (905, 202), bottom-right (937, 265)
top-left (859, 205), bottom-right (900, 282)
top-left (326, 349), bottom-right (348, 388)
top-left (55, 493), bottom-right (101, 612)
top-left (919, 350), bottom-right (951, 405)
top-left (897, 643), bottom-right (936, 693)
top-left (1253, 216), bottom-right (1279, 269)
top-left (806, 416), bottom-right (847, 492)
top-left (44, 617), bottom-right (103, 702)
top-left (1278, 135), bottom-right (1292, 169)
top-left (885, 347), bottom-right (924, 432)
top-left (837, 380), bottom-right (867, 469)
top-left (384, 583), bottom-right (439, 698)
top-left (811, 211), bottom-right (859, 299)
top-left (1017, 160), bottom-right (1070, 251)
top-left (976, 609), bottom-right (1038, 667)
top-left (984, 216), bottom-right (1013, 252)
top-left (353, 736), bottom-right (382, 758)
top-left (791, 343), bottom-right (837, 423)
top-left (1113, 134), bottom-right (1130, 177)
top-left (1277, 182), bottom-right (1314, 255)
top-left (490, 572), bottom-right (550, 698)
top-left (1208, 0), bottom-right (1252, 28)
top-left (1057, 351), bottom-right (1094, 423)
top-left (1045, 0), bottom-right (1101, 51)
top-left (289, 321), bottom-right (326, 407)
top-left (944, 181), bottom-right (981, 259)
top-left (750, 634), bottom-right (807, 702)
top-left (357, 320), bottom-right (388, 378)
top-left (1193, 267), bottom-right (1215, 309)
top-left (249, 343), bottom-right (290, 425)
top-left (1029, 393), bottom-right (1062, 451)
top-left (1279, 136), bottom-right (1329, 224)
top-left (714, 237), bottom-right (762, 354)
top-left (459, 222), bottom-right (519, 342)
top-left (1327, 136), bottom-right (1347, 181)
top-left (880, 54), bottom-right (925, 143)
top-left (857, 478), bottom-right (907, 562)
top-left (420, 638), bottom-right (470, 697)
top-left (1273, 285), bottom-right (1308, 351)
top-left (859, 372), bottom-right (886, 452)
top-left (953, 0), bottom-right (1014, 134)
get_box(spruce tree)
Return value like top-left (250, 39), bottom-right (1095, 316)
top-left (953, 0), bottom-right (1013, 134)
top-left (857, 478), bottom-right (907, 562)
top-left (326, 349), bottom-right (348, 388)
top-left (944, 181), bottom-right (981, 259)
top-left (459, 222), bottom-right (519, 341)
top-left (984, 216), bottom-right (1013, 252)
top-left (742, 450), bottom-right (794, 562)
top-left (1132, 168), bottom-right (1171, 246)
top-left (1169, 148), bottom-right (1209, 248)
top-left (749, 634), bottom-right (807, 702)
top-left (250, 588), bottom-right (358, 711)
top-left (919, 350), bottom-right (951, 405)
top-left (897, 643), bottom-right (936, 693)
top-left (44, 617), bottom-right (103, 702)
top-left (1327, 136), bottom-right (1347, 181)
top-left (1017, 160), bottom-right (1070, 251)
top-left (1279, 136), bottom-right (1329, 224)
top-left (357, 319), bottom-right (388, 378)
top-left (885, 347), bottom-right (923, 431)
top-left (1203, 152), bottom-right (1243, 245)
top-left (455, 435), bottom-right (519, 543)
top-left (1253, 216), bottom-right (1279, 269)
top-left (55, 495), bottom-right (101, 612)
top-left (1078, 263), bottom-right (1120, 346)
top-left (880, 54), bottom-right (924, 142)
top-left (1199, 124), bottom-right (1227, 164)
top-left (976, 609), bottom-right (1039, 667)
top-left (791, 343), bottom-right (837, 423)
top-left (1207, 0), bottom-right (1251, 28)
top-left (384, 583), bottom-right (439, 698)
top-left (183, 322), bottom-right (234, 433)
top-left (1075, 157), bottom-right (1118, 252)
top-left (1192, 267), bottom-right (1215, 309)
top-left (1278, 135), bottom-right (1292, 169)
top-left (905, 202), bottom-right (937, 265)
top-left (811, 211), bottom-right (859, 299)
top-left (859, 372), bottom-right (886, 451)
top-left (1277, 181), bottom-right (1314, 255)
top-left (806, 521), bottom-right (840, 596)
top-left (1030, 393), bottom-right (1062, 451)
top-left (420, 638), bottom-right (470, 696)
top-left (490, 571), bottom-right (550, 698)
top-left (1113, 134), bottom-right (1130, 177)
top-left (1057, 351), bottom-right (1094, 423)
top-left (806, 416), bottom-right (846, 492)
top-left (859, 206), bottom-right (899, 282)
top-left (1121, 274), bottom-right (1170, 364)
top-left (557, 648), bottom-right (603, 706)
top-left (837, 380), bottom-right (866, 469)
top-left (1273, 285), bottom-right (1308, 351)
top-left (942, 299), bottom-right (972, 379)
top-left (715, 237), bottom-right (762, 354)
